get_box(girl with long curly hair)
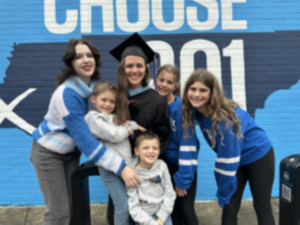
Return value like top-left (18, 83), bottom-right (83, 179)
top-left (182, 69), bottom-right (275, 225)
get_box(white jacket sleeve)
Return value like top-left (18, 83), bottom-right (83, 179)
top-left (127, 121), bottom-right (138, 130)
top-left (85, 111), bottom-right (130, 143)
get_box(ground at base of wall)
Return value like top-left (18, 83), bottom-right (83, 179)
top-left (0, 198), bottom-right (279, 225)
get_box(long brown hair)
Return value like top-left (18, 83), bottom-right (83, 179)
top-left (115, 57), bottom-right (151, 124)
top-left (182, 69), bottom-right (242, 148)
top-left (56, 38), bottom-right (101, 85)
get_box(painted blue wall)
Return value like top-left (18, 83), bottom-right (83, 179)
top-left (1, 0), bottom-right (300, 205)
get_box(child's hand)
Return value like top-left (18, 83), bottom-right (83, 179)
top-left (156, 218), bottom-right (164, 225)
top-left (137, 124), bottom-right (147, 132)
top-left (128, 129), bottom-right (134, 136)
top-left (175, 186), bottom-right (187, 197)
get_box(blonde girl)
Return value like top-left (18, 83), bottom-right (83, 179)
top-left (85, 81), bottom-right (146, 225)
top-left (156, 64), bottom-right (199, 225)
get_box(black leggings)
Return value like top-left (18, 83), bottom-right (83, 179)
top-left (222, 147), bottom-right (275, 225)
top-left (165, 161), bottom-right (198, 225)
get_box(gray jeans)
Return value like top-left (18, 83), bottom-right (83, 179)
top-left (30, 140), bottom-right (80, 225)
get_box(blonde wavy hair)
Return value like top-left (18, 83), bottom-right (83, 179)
top-left (182, 69), bottom-right (242, 148)
top-left (92, 81), bottom-right (122, 124)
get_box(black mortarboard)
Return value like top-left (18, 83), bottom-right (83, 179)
top-left (110, 32), bottom-right (155, 63)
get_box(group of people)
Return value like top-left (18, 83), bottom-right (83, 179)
top-left (30, 32), bottom-right (275, 225)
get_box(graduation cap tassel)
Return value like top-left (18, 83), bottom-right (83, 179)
top-left (153, 52), bottom-right (159, 90)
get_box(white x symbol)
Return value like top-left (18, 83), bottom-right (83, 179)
top-left (0, 88), bottom-right (37, 135)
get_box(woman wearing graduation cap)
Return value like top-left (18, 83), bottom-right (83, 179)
top-left (108, 33), bottom-right (171, 225)
top-left (110, 33), bottom-right (170, 153)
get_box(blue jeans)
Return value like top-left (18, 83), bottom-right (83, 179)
top-left (98, 166), bottom-right (130, 225)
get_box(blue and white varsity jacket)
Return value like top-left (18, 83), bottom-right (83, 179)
top-left (163, 96), bottom-right (199, 190)
top-left (32, 76), bottom-right (125, 175)
top-left (194, 107), bottom-right (272, 207)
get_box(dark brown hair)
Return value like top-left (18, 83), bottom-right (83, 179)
top-left (56, 38), bottom-right (101, 85)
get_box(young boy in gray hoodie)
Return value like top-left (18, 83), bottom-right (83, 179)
top-left (127, 133), bottom-right (176, 225)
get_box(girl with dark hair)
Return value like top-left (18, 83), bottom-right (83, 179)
top-left (56, 38), bottom-right (101, 85)
top-left (182, 69), bottom-right (275, 225)
top-left (30, 38), bottom-right (139, 225)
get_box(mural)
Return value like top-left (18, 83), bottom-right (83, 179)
top-left (1, 0), bottom-right (300, 205)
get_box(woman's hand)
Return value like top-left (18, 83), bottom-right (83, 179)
top-left (175, 186), bottom-right (187, 197)
top-left (121, 165), bottom-right (141, 188)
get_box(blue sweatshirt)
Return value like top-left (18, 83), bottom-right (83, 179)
top-left (32, 76), bottom-right (125, 175)
top-left (163, 96), bottom-right (199, 190)
top-left (194, 107), bottom-right (272, 207)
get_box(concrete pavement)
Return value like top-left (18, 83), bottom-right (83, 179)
top-left (0, 198), bottom-right (279, 225)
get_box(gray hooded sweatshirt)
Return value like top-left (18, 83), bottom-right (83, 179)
top-left (127, 159), bottom-right (176, 225)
